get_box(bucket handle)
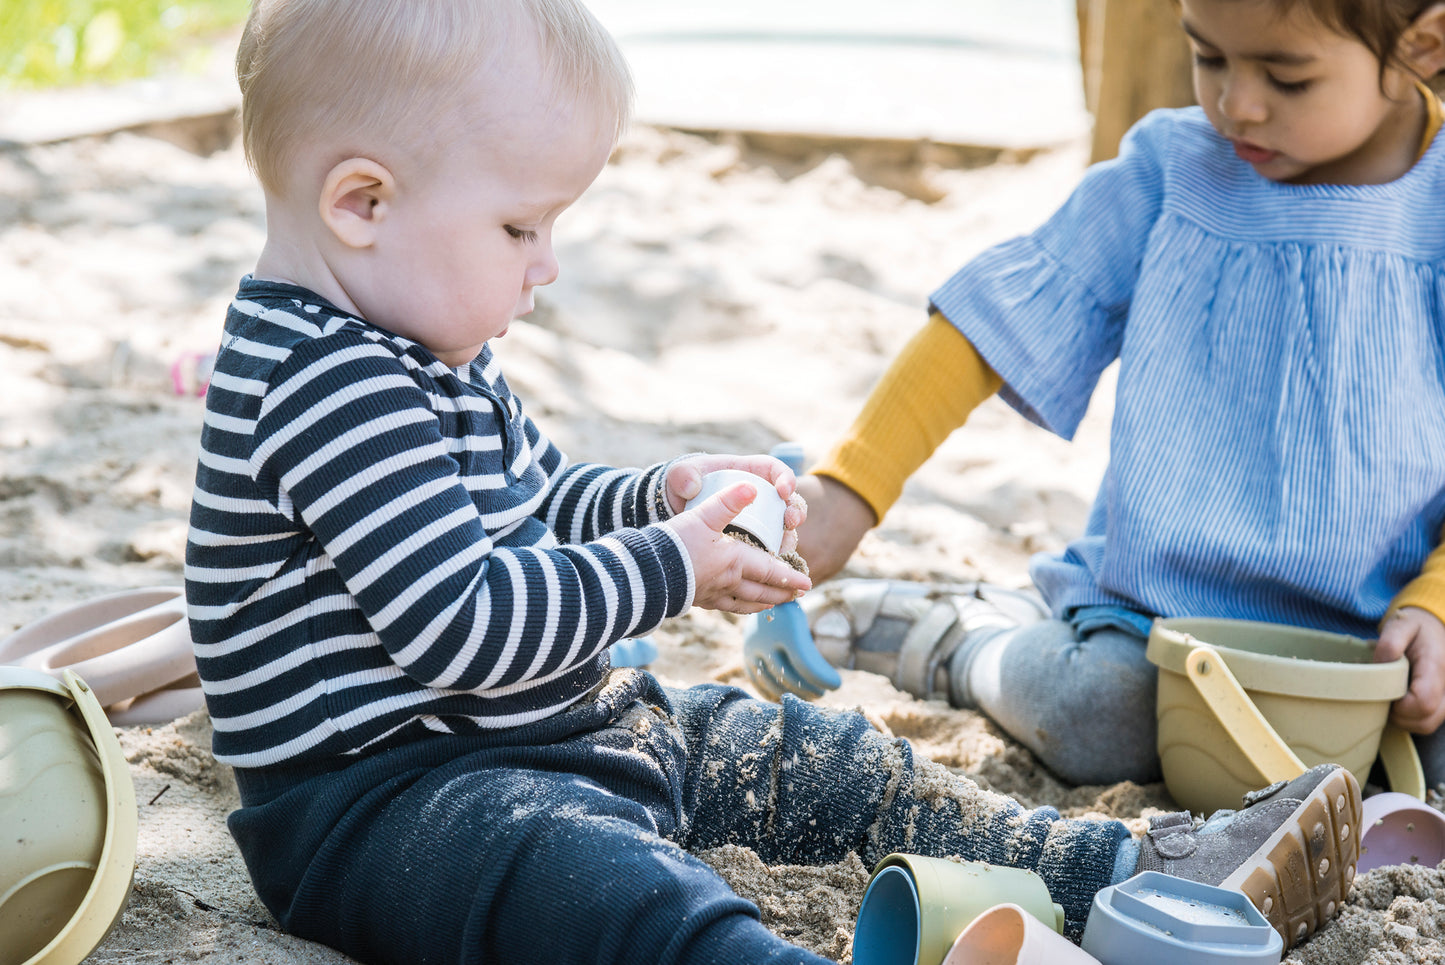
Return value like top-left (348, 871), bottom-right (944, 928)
top-left (1378, 723), bottom-right (1427, 800)
top-left (1186, 645), bottom-right (1429, 800)
top-left (1184, 646), bottom-right (1306, 787)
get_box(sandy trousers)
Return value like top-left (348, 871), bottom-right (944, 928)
top-left (227, 670), bottom-right (1129, 965)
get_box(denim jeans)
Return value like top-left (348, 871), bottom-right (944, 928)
top-left (228, 669), bottom-right (1129, 964)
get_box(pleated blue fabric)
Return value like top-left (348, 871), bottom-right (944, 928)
top-left (932, 107), bottom-right (1445, 637)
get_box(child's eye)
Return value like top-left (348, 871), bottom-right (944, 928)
top-left (1192, 52), bottom-right (1225, 71)
top-left (1268, 75), bottom-right (1313, 94)
top-left (504, 225), bottom-right (539, 244)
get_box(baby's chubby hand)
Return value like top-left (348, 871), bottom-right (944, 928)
top-left (664, 454), bottom-right (807, 551)
top-left (1375, 606), bottom-right (1445, 734)
top-left (662, 454), bottom-right (811, 614)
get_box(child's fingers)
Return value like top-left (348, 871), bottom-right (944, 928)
top-left (737, 576), bottom-right (808, 605)
top-left (665, 461), bottom-right (705, 510)
top-left (1375, 614), bottom-right (1413, 663)
top-left (712, 581), bottom-right (804, 615)
top-left (708, 455), bottom-right (797, 496)
top-left (1399, 658), bottom-right (1445, 734)
top-left (738, 551), bottom-right (811, 595)
top-left (1391, 666), bottom-right (1445, 732)
top-left (687, 482), bottom-right (757, 534)
top-left (783, 491), bottom-right (807, 530)
top-left (1394, 687), bottom-right (1445, 733)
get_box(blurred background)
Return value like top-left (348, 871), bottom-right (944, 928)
top-left (1, 0), bottom-right (1202, 165)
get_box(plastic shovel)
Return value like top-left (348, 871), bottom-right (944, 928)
top-left (743, 602), bottom-right (841, 701)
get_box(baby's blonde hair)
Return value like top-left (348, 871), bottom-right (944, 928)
top-left (236, 0), bottom-right (633, 196)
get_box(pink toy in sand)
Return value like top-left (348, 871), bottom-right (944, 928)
top-left (942, 902), bottom-right (1101, 965)
top-left (0, 586), bottom-right (204, 726)
top-left (1358, 792), bottom-right (1445, 874)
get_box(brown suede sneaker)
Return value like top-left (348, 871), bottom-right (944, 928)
top-left (1135, 763), bottom-right (1362, 949)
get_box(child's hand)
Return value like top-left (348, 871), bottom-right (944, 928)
top-left (664, 479), bottom-right (812, 614)
top-left (665, 454), bottom-right (806, 552)
top-left (1375, 606), bottom-right (1445, 733)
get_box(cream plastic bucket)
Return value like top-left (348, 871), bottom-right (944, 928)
top-left (1147, 618), bottom-right (1413, 815)
top-left (0, 667), bottom-right (138, 965)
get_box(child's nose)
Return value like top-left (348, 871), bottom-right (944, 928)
top-left (526, 243), bottom-right (560, 288)
top-left (1219, 73), bottom-right (1267, 125)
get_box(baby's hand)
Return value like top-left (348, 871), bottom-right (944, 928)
top-left (665, 453), bottom-right (806, 552)
top-left (663, 478), bottom-right (812, 614)
top-left (1376, 606), bottom-right (1445, 733)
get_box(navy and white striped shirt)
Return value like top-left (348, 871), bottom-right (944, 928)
top-left (186, 278), bottom-right (693, 767)
top-left (934, 107), bottom-right (1445, 638)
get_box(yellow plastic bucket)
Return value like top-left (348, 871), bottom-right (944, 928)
top-left (0, 667), bottom-right (137, 965)
top-left (1146, 617), bottom-right (1417, 814)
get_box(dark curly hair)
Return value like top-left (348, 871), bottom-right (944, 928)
top-left (1223, 0), bottom-right (1443, 83)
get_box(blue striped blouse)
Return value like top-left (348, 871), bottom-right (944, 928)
top-left (932, 107), bottom-right (1445, 638)
top-left (186, 279), bottom-right (692, 768)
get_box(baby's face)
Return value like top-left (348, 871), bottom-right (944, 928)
top-left (361, 89), bottom-right (614, 366)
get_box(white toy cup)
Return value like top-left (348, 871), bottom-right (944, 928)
top-left (684, 469), bottom-right (787, 555)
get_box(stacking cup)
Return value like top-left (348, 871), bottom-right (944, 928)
top-left (684, 469), bottom-right (787, 555)
top-left (853, 854), bottom-right (1064, 965)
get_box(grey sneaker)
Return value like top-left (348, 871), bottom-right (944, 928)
top-left (1135, 763), bottom-right (1361, 949)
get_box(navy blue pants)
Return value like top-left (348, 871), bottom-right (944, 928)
top-left (228, 670), bottom-right (1128, 965)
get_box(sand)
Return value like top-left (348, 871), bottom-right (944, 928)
top-left (2, 107), bottom-right (1442, 964)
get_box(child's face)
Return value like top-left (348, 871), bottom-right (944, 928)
top-left (1181, 0), bottom-right (1423, 184)
top-left (361, 89), bottom-right (614, 366)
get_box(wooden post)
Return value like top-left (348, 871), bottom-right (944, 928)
top-left (1083, 0), bottom-right (1195, 164)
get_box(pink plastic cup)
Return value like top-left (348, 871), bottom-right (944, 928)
top-left (942, 903), bottom-right (1101, 965)
top-left (1359, 792), bottom-right (1445, 873)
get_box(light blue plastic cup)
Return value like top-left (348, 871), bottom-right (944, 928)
top-left (1080, 871), bottom-right (1283, 965)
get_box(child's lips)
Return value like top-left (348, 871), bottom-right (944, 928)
top-left (1232, 139), bottom-right (1279, 164)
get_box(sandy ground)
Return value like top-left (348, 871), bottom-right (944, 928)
top-left (3, 113), bottom-right (1445, 964)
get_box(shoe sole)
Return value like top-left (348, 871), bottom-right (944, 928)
top-left (1220, 765), bottom-right (1362, 949)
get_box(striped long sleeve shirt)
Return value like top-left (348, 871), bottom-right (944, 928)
top-left (186, 278), bottom-right (693, 768)
top-left (932, 107), bottom-right (1445, 638)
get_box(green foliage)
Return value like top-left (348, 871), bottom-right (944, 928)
top-left (1, 0), bottom-right (249, 88)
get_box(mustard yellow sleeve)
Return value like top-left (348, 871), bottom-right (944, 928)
top-left (812, 312), bottom-right (1001, 520)
top-left (1387, 536), bottom-right (1445, 627)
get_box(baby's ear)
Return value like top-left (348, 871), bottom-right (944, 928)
top-left (1402, 3), bottom-right (1445, 79)
top-left (319, 158), bottom-right (394, 249)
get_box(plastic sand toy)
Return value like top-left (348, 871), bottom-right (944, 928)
top-left (0, 587), bottom-right (203, 726)
top-left (0, 666), bottom-right (138, 965)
